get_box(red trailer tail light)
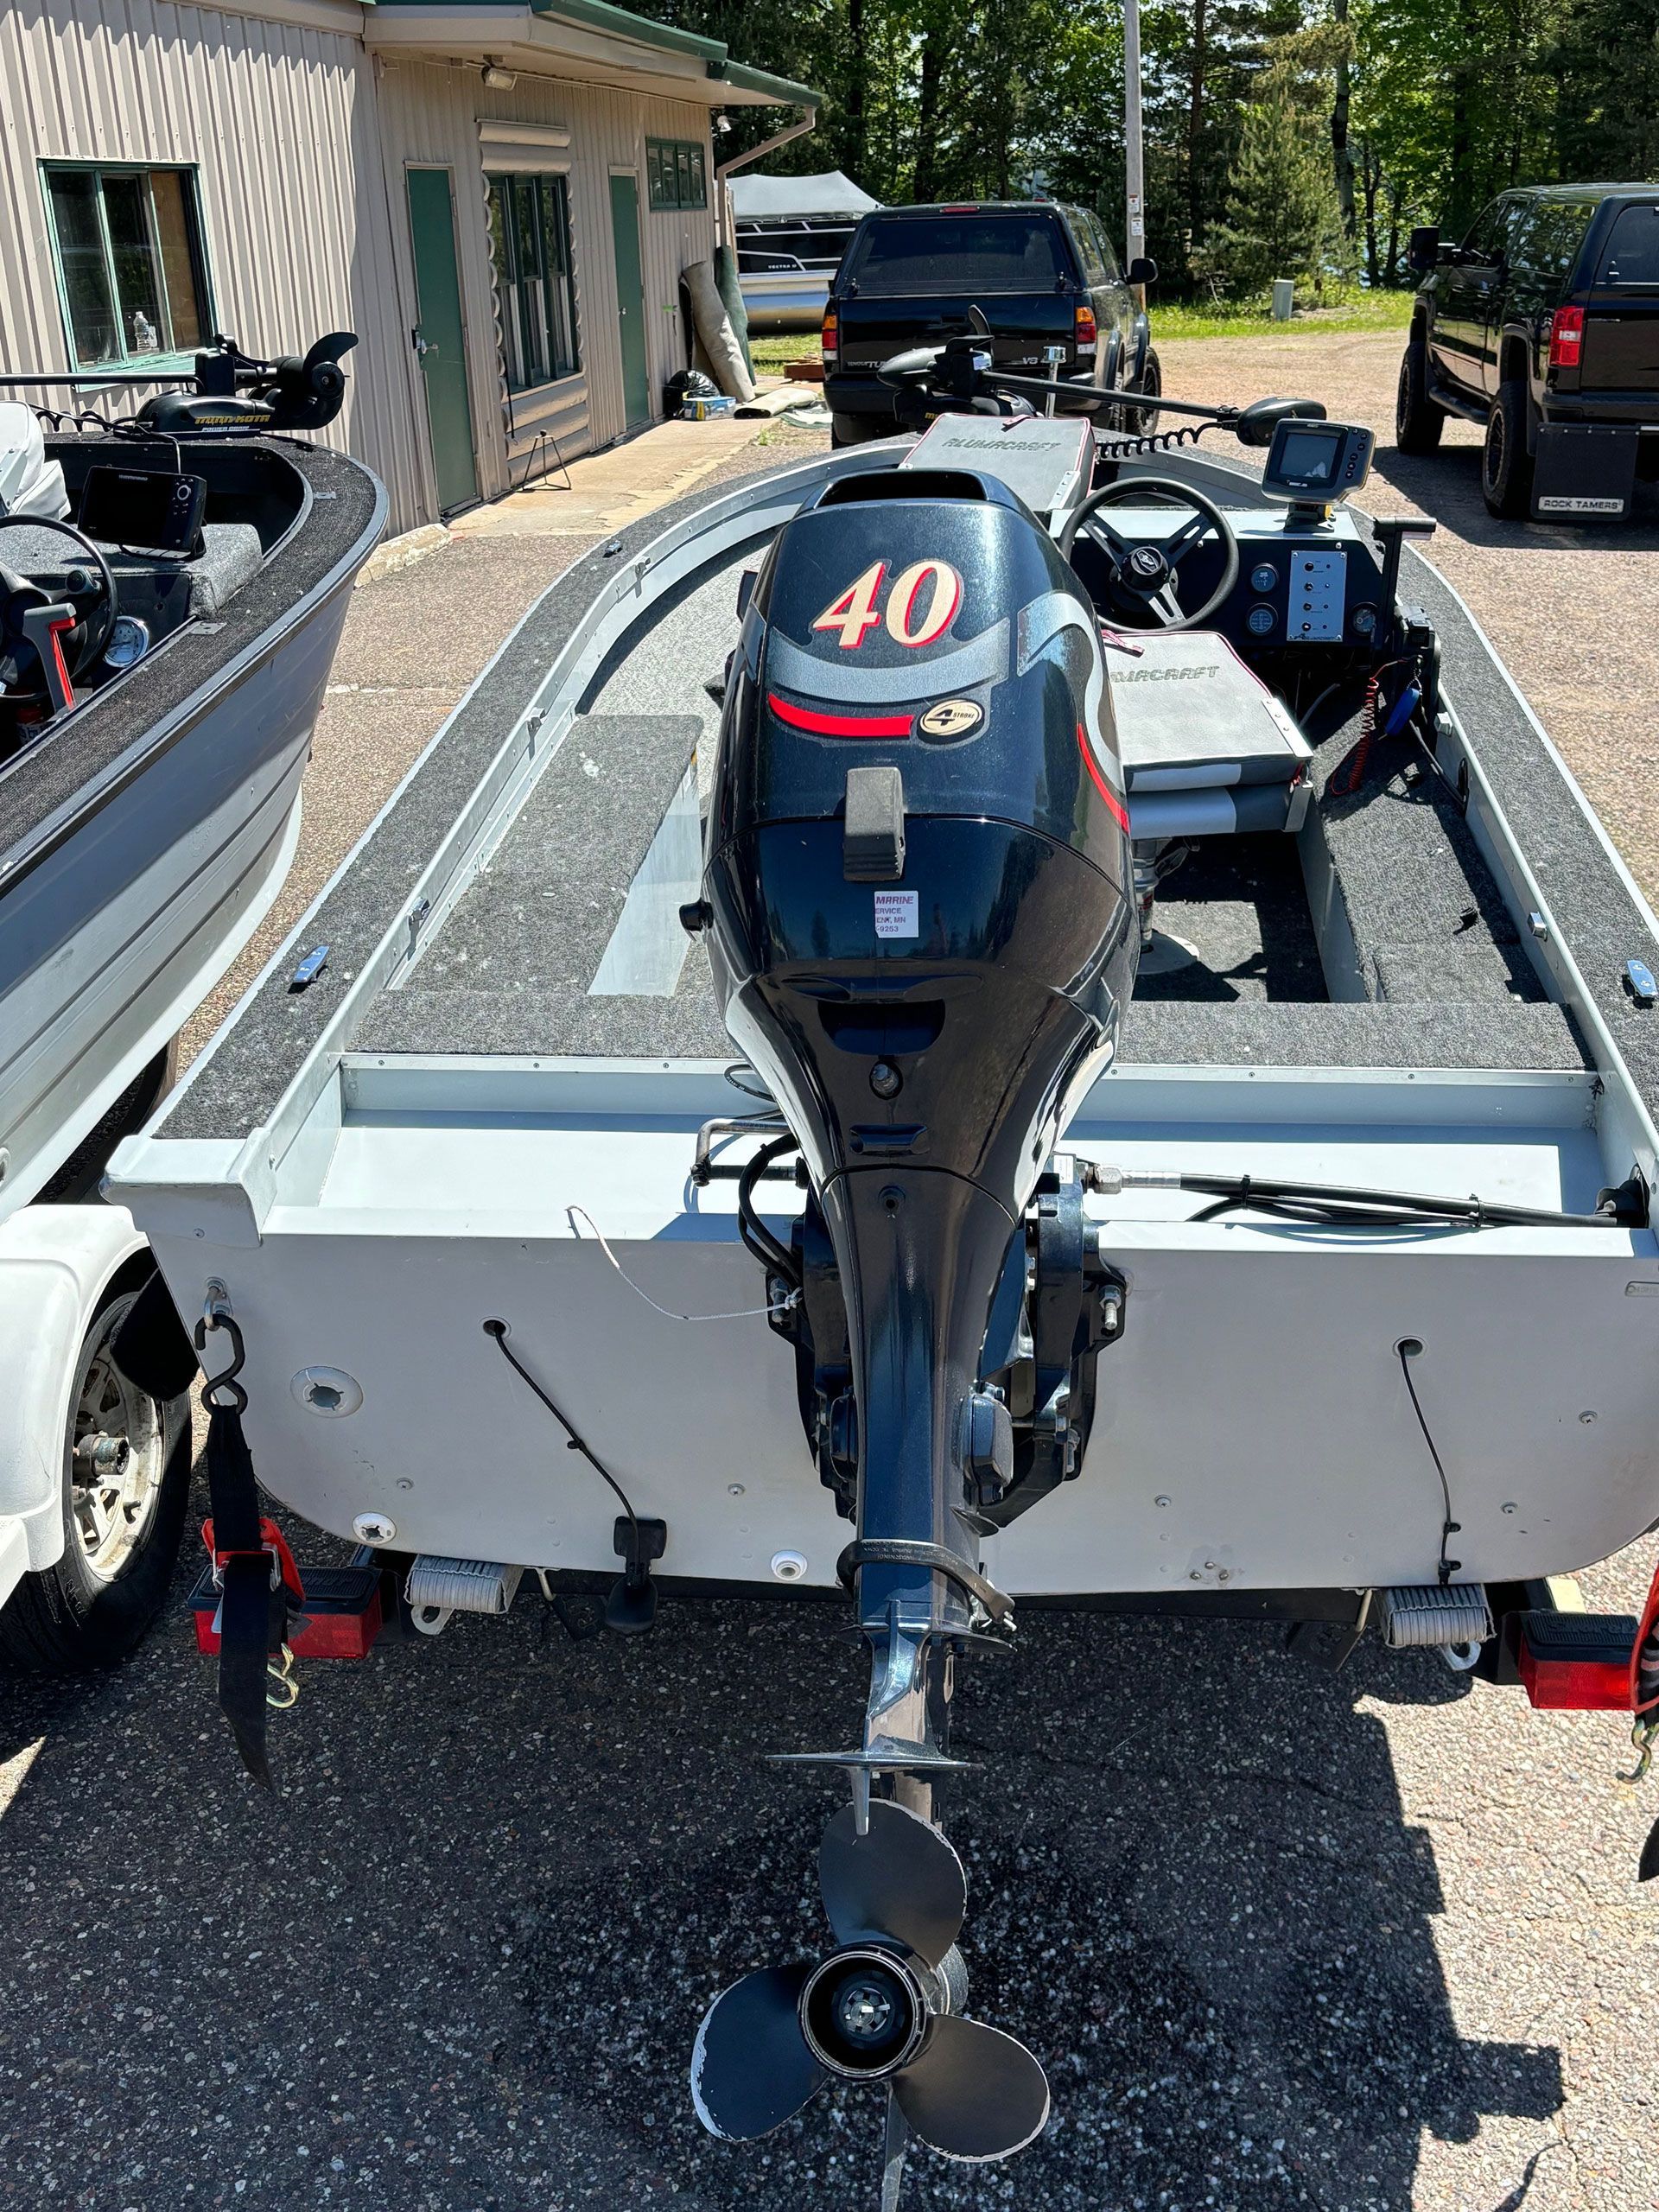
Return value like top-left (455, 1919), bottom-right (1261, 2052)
top-left (192, 1562), bottom-right (385, 1660)
top-left (1074, 302), bottom-right (1098, 354)
top-left (821, 308), bottom-right (838, 365)
top-left (1548, 305), bottom-right (1585, 369)
top-left (1516, 1609), bottom-right (1636, 1709)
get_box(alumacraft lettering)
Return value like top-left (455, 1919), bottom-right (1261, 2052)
top-left (1112, 665), bottom-right (1219, 683)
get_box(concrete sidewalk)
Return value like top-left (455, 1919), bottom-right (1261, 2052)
top-left (447, 409), bottom-right (785, 539)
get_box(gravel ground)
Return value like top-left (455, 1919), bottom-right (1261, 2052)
top-left (7, 390), bottom-right (1659, 2211)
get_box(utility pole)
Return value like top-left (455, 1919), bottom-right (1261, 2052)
top-left (1123, 0), bottom-right (1147, 304)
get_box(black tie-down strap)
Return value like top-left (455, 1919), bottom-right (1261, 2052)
top-left (836, 1538), bottom-right (1014, 1629)
top-left (195, 1312), bottom-right (302, 1789)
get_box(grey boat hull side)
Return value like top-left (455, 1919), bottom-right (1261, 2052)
top-left (0, 442), bottom-right (385, 1218)
top-left (0, 593), bottom-right (340, 1213)
top-left (740, 270), bottom-right (830, 332)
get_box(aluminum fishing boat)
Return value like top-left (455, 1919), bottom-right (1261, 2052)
top-left (0, 335), bottom-right (383, 1669)
top-left (104, 339), bottom-right (1659, 2197)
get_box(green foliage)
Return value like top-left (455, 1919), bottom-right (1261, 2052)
top-left (1154, 288), bottom-right (1413, 333)
top-left (1549, 0), bottom-right (1659, 181)
top-left (639, 0), bottom-right (1659, 302)
top-left (1196, 86), bottom-right (1351, 302)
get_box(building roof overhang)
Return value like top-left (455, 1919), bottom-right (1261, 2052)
top-left (365, 0), bottom-right (821, 109)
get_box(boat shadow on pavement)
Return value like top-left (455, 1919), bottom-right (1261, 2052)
top-left (0, 1530), bottom-right (1562, 2212)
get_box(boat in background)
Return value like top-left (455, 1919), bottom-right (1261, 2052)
top-left (732, 168), bottom-right (878, 331)
top-left (0, 334), bottom-right (384, 1669)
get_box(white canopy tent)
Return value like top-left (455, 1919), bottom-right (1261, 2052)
top-left (728, 169), bottom-right (880, 221)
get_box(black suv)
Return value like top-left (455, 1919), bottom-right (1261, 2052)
top-left (822, 201), bottom-right (1159, 448)
top-left (1397, 183), bottom-right (1659, 518)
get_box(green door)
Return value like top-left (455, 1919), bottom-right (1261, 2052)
top-left (405, 167), bottom-right (478, 514)
top-left (608, 173), bottom-right (652, 429)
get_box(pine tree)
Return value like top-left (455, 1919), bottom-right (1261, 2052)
top-left (1196, 86), bottom-right (1343, 302)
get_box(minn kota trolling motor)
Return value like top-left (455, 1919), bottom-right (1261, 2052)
top-left (0, 331), bottom-right (357, 436)
top-left (685, 440), bottom-right (1140, 2184)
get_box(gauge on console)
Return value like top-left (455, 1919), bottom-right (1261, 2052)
top-left (103, 615), bottom-right (150, 671)
top-left (1245, 603), bottom-right (1276, 638)
top-left (1249, 563), bottom-right (1279, 594)
top-left (1351, 604), bottom-right (1377, 637)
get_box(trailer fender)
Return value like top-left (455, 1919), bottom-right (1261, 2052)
top-left (0, 1205), bottom-right (151, 1590)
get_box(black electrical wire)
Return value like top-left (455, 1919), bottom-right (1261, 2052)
top-left (722, 1061), bottom-right (777, 1104)
top-left (1395, 1339), bottom-right (1461, 1585)
top-left (483, 1319), bottom-right (639, 1546)
top-left (1179, 1171), bottom-right (1633, 1232)
top-left (737, 1131), bottom-right (803, 1287)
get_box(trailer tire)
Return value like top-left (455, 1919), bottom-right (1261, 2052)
top-left (1482, 378), bottom-right (1534, 518)
top-left (1395, 340), bottom-right (1445, 454)
top-left (0, 1281), bottom-right (191, 1674)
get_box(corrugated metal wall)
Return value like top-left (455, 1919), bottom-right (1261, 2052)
top-left (373, 59), bottom-right (715, 505)
top-left (0, 3), bottom-right (718, 536)
top-left (0, 0), bottom-right (426, 529)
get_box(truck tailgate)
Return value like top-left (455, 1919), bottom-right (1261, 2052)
top-left (837, 295), bottom-right (1075, 371)
top-left (1579, 295), bottom-right (1659, 392)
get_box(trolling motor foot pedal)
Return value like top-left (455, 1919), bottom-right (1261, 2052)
top-left (607, 1516), bottom-right (666, 1634)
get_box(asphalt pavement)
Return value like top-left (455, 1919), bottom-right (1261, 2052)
top-left (4, 391), bottom-right (1659, 2212)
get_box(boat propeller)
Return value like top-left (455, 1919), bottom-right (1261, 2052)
top-left (691, 1799), bottom-right (1049, 2174)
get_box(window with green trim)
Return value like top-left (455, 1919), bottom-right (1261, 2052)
top-left (647, 139), bottom-right (707, 212)
top-left (487, 172), bottom-right (580, 392)
top-left (42, 164), bottom-right (212, 369)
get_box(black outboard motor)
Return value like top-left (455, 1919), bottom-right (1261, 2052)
top-left (688, 465), bottom-right (1138, 2174)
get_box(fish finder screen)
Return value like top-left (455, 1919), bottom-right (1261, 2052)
top-left (77, 466), bottom-right (207, 555)
top-left (1277, 428), bottom-right (1338, 482)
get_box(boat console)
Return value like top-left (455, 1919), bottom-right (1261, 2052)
top-left (0, 423), bottom-right (298, 758)
top-left (0, 329), bottom-right (358, 758)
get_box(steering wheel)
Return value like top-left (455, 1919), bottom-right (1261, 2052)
top-left (0, 512), bottom-right (118, 706)
top-left (1058, 476), bottom-right (1240, 632)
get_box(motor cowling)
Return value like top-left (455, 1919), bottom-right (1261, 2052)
top-left (702, 468), bottom-right (1135, 1611)
top-left (705, 468), bottom-right (1135, 1206)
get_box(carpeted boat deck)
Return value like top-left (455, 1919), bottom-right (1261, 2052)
top-left (163, 443), bottom-right (1613, 1144)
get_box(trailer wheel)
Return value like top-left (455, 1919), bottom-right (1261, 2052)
top-left (0, 1281), bottom-right (191, 1674)
top-left (1483, 379), bottom-right (1535, 518)
top-left (1395, 340), bottom-right (1445, 454)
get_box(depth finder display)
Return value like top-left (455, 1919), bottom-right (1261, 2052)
top-left (1280, 429), bottom-right (1338, 482)
top-left (1262, 417), bottom-right (1375, 504)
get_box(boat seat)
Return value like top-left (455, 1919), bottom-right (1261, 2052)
top-left (0, 518), bottom-right (263, 632)
top-left (100, 522), bottom-right (264, 625)
top-left (1106, 629), bottom-right (1313, 842)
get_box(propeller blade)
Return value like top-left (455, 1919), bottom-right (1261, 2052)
top-left (1639, 1815), bottom-right (1659, 1883)
top-left (302, 330), bottom-right (359, 371)
top-left (818, 1800), bottom-right (966, 1968)
top-left (690, 1963), bottom-right (825, 2141)
top-left (876, 344), bottom-right (943, 380)
top-left (893, 2014), bottom-right (1051, 2162)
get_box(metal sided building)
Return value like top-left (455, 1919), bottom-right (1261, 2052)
top-left (0, 0), bottom-right (817, 534)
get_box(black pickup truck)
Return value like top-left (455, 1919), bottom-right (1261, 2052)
top-left (822, 200), bottom-right (1159, 448)
top-left (1397, 183), bottom-right (1659, 518)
